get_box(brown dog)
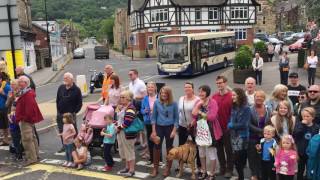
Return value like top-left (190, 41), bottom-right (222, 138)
top-left (167, 140), bottom-right (197, 179)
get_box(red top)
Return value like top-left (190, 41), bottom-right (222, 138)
top-left (16, 89), bottom-right (43, 124)
top-left (212, 91), bottom-right (232, 130)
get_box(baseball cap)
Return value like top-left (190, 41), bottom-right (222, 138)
top-left (289, 72), bottom-right (298, 78)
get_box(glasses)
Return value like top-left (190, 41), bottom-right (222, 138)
top-left (308, 90), bottom-right (319, 94)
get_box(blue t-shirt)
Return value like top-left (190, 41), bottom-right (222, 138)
top-left (262, 138), bottom-right (276, 161)
top-left (0, 82), bottom-right (11, 109)
top-left (103, 123), bottom-right (116, 144)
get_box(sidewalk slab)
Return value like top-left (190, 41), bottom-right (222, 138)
top-left (222, 53), bottom-right (311, 95)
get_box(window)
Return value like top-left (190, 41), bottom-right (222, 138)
top-left (209, 8), bottom-right (218, 20)
top-left (209, 39), bottom-right (215, 56)
top-left (263, 16), bottom-right (266, 24)
top-left (201, 40), bottom-right (209, 58)
top-left (233, 29), bottom-right (247, 40)
top-left (25, 50), bottom-right (30, 66)
top-left (151, 9), bottom-right (168, 22)
top-left (215, 38), bottom-right (222, 54)
top-left (258, 5), bottom-right (262, 12)
top-left (131, 15), bottom-right (136, 26)
top-left (195, 8), bottom-right (201, 21)
top-left (231, 7), bottom-right (248, 19)
top-left (148, 36), bottom-right (153, 50)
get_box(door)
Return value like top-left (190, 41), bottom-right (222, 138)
top-left (190, 40), bottom-right (202, 74)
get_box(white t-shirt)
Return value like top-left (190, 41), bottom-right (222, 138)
top-left (178, 96), bottom-right (200, 128)
top-left (307, 56), bottom-right (318, 68)
top-left (128, 78), bottom-right (146, 99)
top-left (246, 91), bottom-right (255, 106)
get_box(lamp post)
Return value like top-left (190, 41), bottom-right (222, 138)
top-left (44, 0), bottom-right (52, 65)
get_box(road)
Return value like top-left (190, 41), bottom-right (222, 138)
top-left (0, 44), bottom-right (250, 180)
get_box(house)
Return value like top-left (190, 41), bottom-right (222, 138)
top-left (33, 21), bottom-right (68, 70)
top-left (254, 0), bottom-right (276, 34)
top-left (113, 8), bottom-right (130, 53)
top-left (128, 0), bottom-right (260, 58)
top-left (17, 0), bottom-right (37, 74)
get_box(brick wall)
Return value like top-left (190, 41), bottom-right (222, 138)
top-left (32, 26), bottom-right (48, 49)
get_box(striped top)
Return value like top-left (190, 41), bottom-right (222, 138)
top-left (117, 103), bottom-right (136, 130)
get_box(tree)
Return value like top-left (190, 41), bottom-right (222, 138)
top-left (97, 18), bottom-right (115, 44)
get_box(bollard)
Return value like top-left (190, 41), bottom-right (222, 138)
top-left (76, 75), bottom-right (88, 97)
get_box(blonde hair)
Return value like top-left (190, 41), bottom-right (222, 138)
top-left (272, 84), bottom-right (288, 100)
top-left (279, 134), bottom-right (297, 151)
top-left (301, 107), bottom-right (316, 119)
top-left (0, 61), bottom-right (7, 73)
top-left (264, 125), bottom-right (276, 135)
top-left (120, 90), bottom-right (133, 102)
top-left (159, 86), bottom-right (174, 105)
top-left (254, 90), bottom-right (266, 100)
top-left (275, 100), bottom-right (294, 135)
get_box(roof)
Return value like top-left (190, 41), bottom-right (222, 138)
top-left (130, 0), bottom-right (260, 12)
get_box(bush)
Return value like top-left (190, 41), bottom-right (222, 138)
top-left (254, 41), bottom-right (267, 55)
top-left (234, 45), bottom-right (252, 69)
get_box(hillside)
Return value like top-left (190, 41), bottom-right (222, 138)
top-left (31, 0), bottom-right (128, 40)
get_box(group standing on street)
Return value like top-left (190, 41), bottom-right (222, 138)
top-left (0, 49), bottom-right (320, 180)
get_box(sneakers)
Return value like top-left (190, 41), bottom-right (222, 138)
top-left (224, 171), bottom-right (233, 178)
top-left (77, 164), bottom-right (83, 170)
top-left (57, 147), bottom-right (65, 153)
top-left (103, 165), bottom-right (112, 171)
top-left (118, 168), bottom-right (129, 174)
top-left (198, 172), bottom-right (207, 180)
top-left (121, 171), bottom-right (135, 177)
top-left (67, 162), bottom-right (74, 167)
top-left (62, 161), bottom-right (68, 167)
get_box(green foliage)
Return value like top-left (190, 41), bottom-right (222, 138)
top-left (97, 18), bottom-right (115, 43)
top-left (31, 0), bottom-right (126, 40)
top-left (234, 45), bottom-right (252, 69)
top-left (254, 41), bottom-right (267, 54)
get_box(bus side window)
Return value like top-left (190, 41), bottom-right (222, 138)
top-left (201, 40), bottom-right (209, 58)
top-left (215, 38), bottom-right (222, 55)
top-left (209, 39), bottom-right (215, 56)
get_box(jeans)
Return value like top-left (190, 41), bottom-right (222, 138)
top-left (234, 149), bottom-right (247, 180)
top-left (178, 125), bottom-right (201, 168)
top-left (57, 113), bottom-right (78, 146)
top-left (103, 143), bottom-right (114, 166)
top-left (280, 70), bottom-right (289, 85)
top-left (255, 70), bottom-right (262, 85)
top-left (154, 125), bottom-right (174, 150)
top-left (268, 53), bottom-right (274, 62)
top-left (247, 140), bottom-right (261, 178)
top-left (65, 143), bottom-right (73, 162)
top-left (20, 121), bottom-right (39, 162)
top-left (297, 154), bottom-right (308, 180)
top-left (10, 128), bottom-right (22, 158)
top-left (216, 129), bottom-right (234, 172)
top-left (308, 68), bottom-right (316, 86)
top-left (261, 160), bottom-right (276, 180)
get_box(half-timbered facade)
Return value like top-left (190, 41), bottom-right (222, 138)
top-left (128, 0), bottom-right (260, 57)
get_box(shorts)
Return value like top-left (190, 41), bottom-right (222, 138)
top-left (117, 130), bottom-right (135, 161)
top-left (0, 109), bottom-right (8, 129)
top-left (198, 146), bottom-right (217, 160)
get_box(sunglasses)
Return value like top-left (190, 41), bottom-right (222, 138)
top-left (308, 90), bottom-right (319, 94)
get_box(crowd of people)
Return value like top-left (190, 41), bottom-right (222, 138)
top-left (1, 59), bottom-right (320, 180)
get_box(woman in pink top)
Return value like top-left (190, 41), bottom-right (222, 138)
top-left (274, 134), bottom-right (298, 180)
top-left (59, 113), bottom-right (76, 167)
top-left (106, 74), bottom-right (121, 108)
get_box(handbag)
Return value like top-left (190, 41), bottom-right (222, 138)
top-left (124, 117), bottom-right (144, 134)
top-left (195, 119), bottom-right (212, 146)
top-left (304, 61), bottom-right (309, 70)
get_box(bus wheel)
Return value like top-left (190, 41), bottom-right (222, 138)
top-left (223, 58), bottom-right (229, 68)
top-left (202, 64), bottom-right (208, 73)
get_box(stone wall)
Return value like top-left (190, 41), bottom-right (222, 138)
top-left (254, 0), bottom-right (276, 34)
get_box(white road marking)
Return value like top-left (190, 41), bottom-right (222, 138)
top-left (164, 177), bottom-right (184, 180)
top-left (0, 146), bottom-right (44, 154)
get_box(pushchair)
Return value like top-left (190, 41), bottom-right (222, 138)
top-left (82, 104), bottom-right (114, 157)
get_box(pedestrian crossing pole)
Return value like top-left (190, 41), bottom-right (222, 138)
top-left (7, 4), bottom-right (17, 78)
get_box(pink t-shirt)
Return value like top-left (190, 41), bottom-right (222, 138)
top-left (62, 124), bottom-right (76, 145)
top-left (275, 149), bottom-right (297, 176)
top-left (148, 95), bottom-right (157, 112)
top-left (108, 87), bottom-right (121, 107)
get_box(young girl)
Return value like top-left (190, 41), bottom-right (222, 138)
top-left (274, 135), bottom-right (298, 180)
top-left (269, 100), bottom-right (296, 141)
top-left (101, 115), bottom-right (116, 171)
top-left (293, 107), bottom-right (319, 180)
top-left (72, 138), bottom-right (91, 170)
top-left (59, 113), bottom-right (76, 167)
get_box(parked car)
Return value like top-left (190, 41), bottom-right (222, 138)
top-left (278, 31), bottom-right (294, 40)
top-left (94, 46), bottom-right (109, 59)
top-left (268, 37), bottom-right (284, 45)
top-left (284, 32), bottom-right (305, 44)
top-left (73, 48), bottom-right (85, 59)
top-left (255, 32), bottom-right (269, 42)
top-left (288, 38), bottom-right (305, 52)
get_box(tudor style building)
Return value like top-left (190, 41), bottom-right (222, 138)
top-left (128, 0), bottom-right (260, 57)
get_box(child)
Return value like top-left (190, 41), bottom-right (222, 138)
top-left (293, 107), bottom-right (319, 180)
top-left (100, 115), bottom-right (116, 171)
top-left (59, 113), bottom-right (76, 167)
top-left (269, 100), bottom-right (296, 141)
top-left (274, 135), bottom-right (298, 180)
top-left (8, 101), bottom-right (23, 160)
top-left (256, 125), bottom-right (277, 180)
top-left (72, 138), bottom-right (91, 170)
